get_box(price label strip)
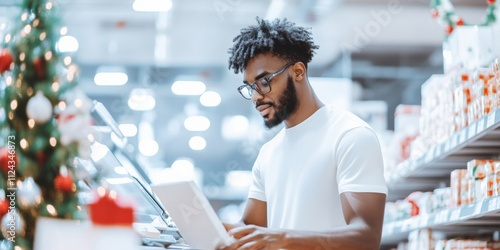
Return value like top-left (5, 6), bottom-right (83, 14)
top-left (424, 148), bottom-right (434, 163)
top-left (473, 202), bottom-right (483, 216)
top-left (434, 210), bottom-right (449, 224)
top-left (488, 197), bottom-right (498, 211)
top-left (459, 130), bottom-right (467, 144)
top-left (444, 141), bottom-right (450, 152)
top-left (435, 145), bottom-right (442, 158)
top-left (487, 112), bottom-right (496, 128)
top-left (451, 135), bottom-right (458, 149)
top-left (450, 208), bottom-right (461, 221)
top-left (477, 119), bottom-right (485, 133)
top-left (468, 123), bottom-right (477, 139)
top-left (384, 223), bottom-right (394, 236)
top-left (419, 214), bottom-right (429, 227)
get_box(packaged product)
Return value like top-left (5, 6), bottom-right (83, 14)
top-left (451, 169), bottom-right (467, 206)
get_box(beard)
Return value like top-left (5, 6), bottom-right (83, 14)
top-left (262, 76), bottom-right (298, 128)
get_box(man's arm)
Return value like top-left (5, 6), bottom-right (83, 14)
top-left (282, 192), bottom-right (386, 249)
top-left (223, 198), bottom-right (267, 231)
top-left (241, 198), bottom-right (267, 227)
top-left (225, 192), bottom-right (386, 250)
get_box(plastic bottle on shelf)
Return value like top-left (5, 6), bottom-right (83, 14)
top-left (482, 161), bottom-right (497, 198)
top-left (492, 59), bottom-right (500, 111)
top-left (494, 162), bottom-right (500, 197)
top-left (451, 169), bottom-right (467, 207)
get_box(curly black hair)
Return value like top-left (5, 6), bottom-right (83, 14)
top-left (228, 17), bottom-right (319, 74)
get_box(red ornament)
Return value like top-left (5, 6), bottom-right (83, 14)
top-left (445, 25), bottom-right (454, 35)
top-left (0, 49), bottom-right (13, 73)
top-left (54, 174), bottom-right (74, 192)
top-left (0, 199), bottom-right (8, 218)
top-left (36, 151), bottom-right (48, 167)
top-left (33, 57), bottom-right (46, 78)
top-left (89, 192), bottom-right (134, 226)
top-left (430, 9), bottom-right (439, 19)
top-left (456, 18), bottom-right (464, 26)
top-left (487, 0), bottom-right (495, 5)
top-left (0, 147), bottom-right (16, 173)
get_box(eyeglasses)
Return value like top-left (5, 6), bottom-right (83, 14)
top-left (237, 62), bottom-right (296, 100)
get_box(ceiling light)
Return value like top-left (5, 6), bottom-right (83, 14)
top-left (94, 66), bottom-right (128, 86)
top-left (56, 35), bottom-right (79, 53)
top-left (189, 136), bottom-right (206, 151)
top-left (128, 89), bottom-right (156, 111)
top-left (171, 80), bottom-right (206, 95)
top-left (222, 115), bottom-right (249, 140)
top-left (154, 34), bottom-right (169, 63)
top-left (226, 170), bottom-right (252, 189)
top-left (171, 158), bottom-right (194, 170)
top-left (133, 0), bottom-right (173, 12)
top-left (184, 115), bottom-right (210, 131)
top-left (90, 142), bottom-right (109, 162)
top-left (170, 159), bottom-right (197, 181)
top-left (200, 91), bottom-right (221, 107)
top-left (154, 158), bottom-right (202, 184)
top-left (138, 139), bottom-right (159, 156)
top-left (118, 123), bottom-right (137, 137)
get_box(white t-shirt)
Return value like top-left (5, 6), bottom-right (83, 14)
top-left (247, 105), bottom-right (388, 230)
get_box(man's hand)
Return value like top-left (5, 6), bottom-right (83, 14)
top-left (223, 222), bottom-right (244, 232)
top-left (223, 225), bottom-right (287, 250)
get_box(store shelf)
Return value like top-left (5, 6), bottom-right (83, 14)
top-left (386, 108), bottom-right (500, 201)
top-left (382, 196), bottom-right (500, 246)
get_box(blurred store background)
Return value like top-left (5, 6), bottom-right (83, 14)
top-left (0, 0), bottom-right (494, 221)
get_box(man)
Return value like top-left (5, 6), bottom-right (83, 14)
top-left (224, 18), bottom-right (387, 250)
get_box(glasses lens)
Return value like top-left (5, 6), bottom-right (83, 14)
top-left (239, 85), bottom-right (252, 99)
top-left (255, 79), bottom-right (270, 95)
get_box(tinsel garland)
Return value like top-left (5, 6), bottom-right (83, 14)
top-left (430, 0), bottom-right (497, 35)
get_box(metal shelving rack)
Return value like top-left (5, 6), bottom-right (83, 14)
top-left (381, 108), bottom-right (500, 247)
top-left (386, 108), bottom-right (500, 201)
top-left (382, 196), bottom-right (500, 245)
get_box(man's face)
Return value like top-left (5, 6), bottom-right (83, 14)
top-left (263, 76), bottom-right (298, 128)
top-left (243, 54), bottom-right (298, 129)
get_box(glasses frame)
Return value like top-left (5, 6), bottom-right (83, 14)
top-left (237, 62), bottom-right (296, 100)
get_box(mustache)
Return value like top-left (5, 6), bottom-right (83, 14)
top-left (255, 102), bottom-right (273, 109)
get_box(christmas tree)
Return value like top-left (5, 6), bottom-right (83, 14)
top-left (0, 0), bottom-right (92, 249)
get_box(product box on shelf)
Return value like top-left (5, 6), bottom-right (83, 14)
top-left (443, 25), bottom-right (499, 73)
top-left (449, 159), bottom-right (500, 206)
top-left (489, 240), bottom-right (500, 250)
top-left (451, 169), bottom-right (467, 207)
top-left (391, 104), bottom-right (421, 163)
top-left (407, 228), bottom-right (433, 250)
top-left (420, 74), bottom-right (455, 146)
top-left (467, 159), bottom-right (496, 180)
top-left (432, 187), bottom-right (451, 212)
top-left (419, 59), bottom-right (500, 151)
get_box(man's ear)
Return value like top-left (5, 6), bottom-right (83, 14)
top-left (293, 62), bottom-right (306, 81)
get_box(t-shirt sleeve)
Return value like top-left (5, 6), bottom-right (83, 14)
top-left (336, 126), bottom-right (388, 195)
top-left (247, 150), bottom-right (267, 201)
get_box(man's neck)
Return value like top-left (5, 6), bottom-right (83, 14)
top-left (284, 98), bottom-right (324, 128)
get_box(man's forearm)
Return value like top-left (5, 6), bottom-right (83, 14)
top-left (282, 223), bottom-right (381, 250)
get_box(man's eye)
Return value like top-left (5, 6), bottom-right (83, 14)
top-left (259, 80), bottom-right (270, 87)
